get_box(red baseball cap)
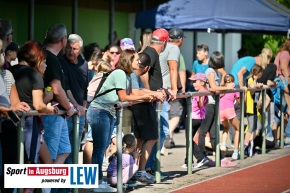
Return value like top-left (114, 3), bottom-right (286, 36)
top-left (152, 28), bottom-right (170, 41)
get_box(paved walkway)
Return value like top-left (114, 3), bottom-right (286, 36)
top-left (79, 129), bottom-right (290, 193)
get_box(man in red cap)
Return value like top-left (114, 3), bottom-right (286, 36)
top-left (131, 28), bottom-right (169, 183)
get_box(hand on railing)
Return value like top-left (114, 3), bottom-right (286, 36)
top-left (46, 103), bottom-right (59, 114)
top-left (10, 102), bottom-right (30, 113)
top-left (155, 91), bottom-right (166, 103)
top-left (76, 105), bottom-right (86, 116)
top-left (65, 103), bottom-right (75, 117)
top-left (142, 94), bottom-right (154, 102)
top-left (241, 86), bottom-right (248, 92)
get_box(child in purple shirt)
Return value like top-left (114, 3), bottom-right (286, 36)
top-left (219, 74), bottom-right (240, 160)
top-left (107, 134), bottom-right (140, 187)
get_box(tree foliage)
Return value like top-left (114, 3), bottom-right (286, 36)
top-left (241, 0), bottom-right (289, 59)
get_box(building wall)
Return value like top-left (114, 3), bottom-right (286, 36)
top-left (0, 1), bottom-right (130, 49)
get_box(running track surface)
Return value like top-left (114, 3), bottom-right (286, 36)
top-left (171, 155), bottom-right (290, 193)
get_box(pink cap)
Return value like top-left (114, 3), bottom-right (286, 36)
top-left (189, 73), bottom-right (207, 82)
top-left (152, 28), bottom-right (170, 41)
top-left (120, 38), bottom-right (135, 50)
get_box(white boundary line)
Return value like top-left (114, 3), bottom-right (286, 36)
top-left (168, 154), bottom-right (290, 193)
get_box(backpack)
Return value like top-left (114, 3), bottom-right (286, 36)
top-left (87, 70), bottom-right (116, 102)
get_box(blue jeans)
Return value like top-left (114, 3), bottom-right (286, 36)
top-left (42, 115), bottom-right (71, 160)
top-left (146, 101), bottom-right (170, 171)
top-left (64, 115), bottom-right (85, 164)
top-left (87, 108), bottom-right (115, 183)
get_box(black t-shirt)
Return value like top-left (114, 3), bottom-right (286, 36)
top-left (258, 63), bottom-right (277, 101)
top-left (14, 66), bottom-right (44, 109)
top-left (58, 54), bottom-right (89, 105)
top-left (142, 46), bottom-right (163, 91)
top-left (44, 50), bottom-right (67, 91)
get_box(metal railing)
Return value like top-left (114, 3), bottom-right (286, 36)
top-left (11, 86), bottom-right (285, 193)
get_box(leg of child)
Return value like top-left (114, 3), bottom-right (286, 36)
top-left (221, 120), bottom-right (229, 153)
top-left (83, 141), bottom-right (93, 164)
top-left (229, 116), bottom-right (240, 151)
top-left (245, 114), bottom-right (255, 147)
top-left (109, 164), bottom-right (139, 185)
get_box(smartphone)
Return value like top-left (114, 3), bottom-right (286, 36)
top-left (8, 111), bottom-right (21, 125)
top-left (52, 103), bottom-right (59, 107)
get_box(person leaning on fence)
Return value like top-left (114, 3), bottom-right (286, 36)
top-left (244, 64), bottom-right (265, 157)
top-left (219, 74), bottom-right (241, 160)
top-left (42, 24), bottom-right (75, 169)
top-left (106, 134), bottom-right (140, 188)
top-left (0, 41), bottom-right (30, 193)
top-left (86, 49), bottom-right (154, 193)
top-left (134, 28), bottom-right (168, 183)
top-left (130, 51), bottom-right (165, 183)
top-left (58, 34), bottom-right (88, 166)
top-left (271, 75), bottom-right (290, 147)
top-left (181, 73), bottom-right (209, 169)
top-left (196, 51), bottom-right (237, 168)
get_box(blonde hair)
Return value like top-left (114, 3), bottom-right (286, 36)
top-left (140, 32), bottom-right (152, 52)
top-left (260, 48), bottom-right (273, 69)
top-left (95, 59), bottom-right (111, 73)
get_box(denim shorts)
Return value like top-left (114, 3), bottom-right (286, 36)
top-left (42, 115), bottom-right (71, 159)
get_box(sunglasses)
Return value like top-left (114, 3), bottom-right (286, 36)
top-left (110, 51), bottom-right (120, 55)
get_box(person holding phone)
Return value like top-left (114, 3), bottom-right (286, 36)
top-left (11, 41), bottom-right (58, 165)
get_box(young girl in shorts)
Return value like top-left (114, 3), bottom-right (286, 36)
top-left (245, 64), bottom-right (264, 157)
top-left (107, 134), bottom-right (140, 188)
top-left (219, 74), bottom-right (240, 160)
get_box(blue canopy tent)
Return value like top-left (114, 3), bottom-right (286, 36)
top-left (135, 0), bottom-right (290, 35)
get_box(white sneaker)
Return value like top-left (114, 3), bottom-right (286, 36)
top-left (231, 152), bottom-right (239, 160)
top-left (180, 163), bottom-right (193, 169)
top-left (92, 181), bottom-right (117, 192)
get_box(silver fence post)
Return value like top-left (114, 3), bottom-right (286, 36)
top-left (214, 92), bottom-right (221, 167)
top-left (17, 114), bottom-right (25, 193)
top-left (72, 114), bottom-right (79, 193)
top-left (239, 89), bottom-right (245, 160)
top-left (280, 90), bottom-right (285, 148)
top-left (261, 89), bottom-right (266, 154)
top-left (155, 102), bottom-right (162, 183)
top-left (116, 107), bottom-right (123, 192)
top-left (186, 96), bottom-right (193, 174)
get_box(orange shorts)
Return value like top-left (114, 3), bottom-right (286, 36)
top-left (220, 108), bottom-right (236, 122)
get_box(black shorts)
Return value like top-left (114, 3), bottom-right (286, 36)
top-left (131, 102), bottom-right (158, 140)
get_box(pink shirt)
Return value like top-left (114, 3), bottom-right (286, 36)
top-left (192, 95), bottom-right (208, 119)
top-left (274, 51), bottom-right (290, 76)
top-left (220, 92), bottom-right (240, 110)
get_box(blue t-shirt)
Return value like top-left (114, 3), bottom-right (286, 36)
top-left (192, 60), bottom-right (208, 74)
top-left (271, 77), bottom-right (288, 105)
top-left (130, 71), bottom-right (144, 89)
top-left (230, 56), bottom-right (256, 86)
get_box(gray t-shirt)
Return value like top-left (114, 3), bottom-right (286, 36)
top-left (205, 68), bottom-right (220, 105)
top-left (0, 76), bottom-right (10, 108)
top-left (89, 69), bottom-right (129, 118)
top-left (159, 43), bottom-right (180, 88)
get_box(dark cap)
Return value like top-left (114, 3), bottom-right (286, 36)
top-left (6, 42), bottom-right (19, 52)
top-left (169, 27), bottom-right (185, 39)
